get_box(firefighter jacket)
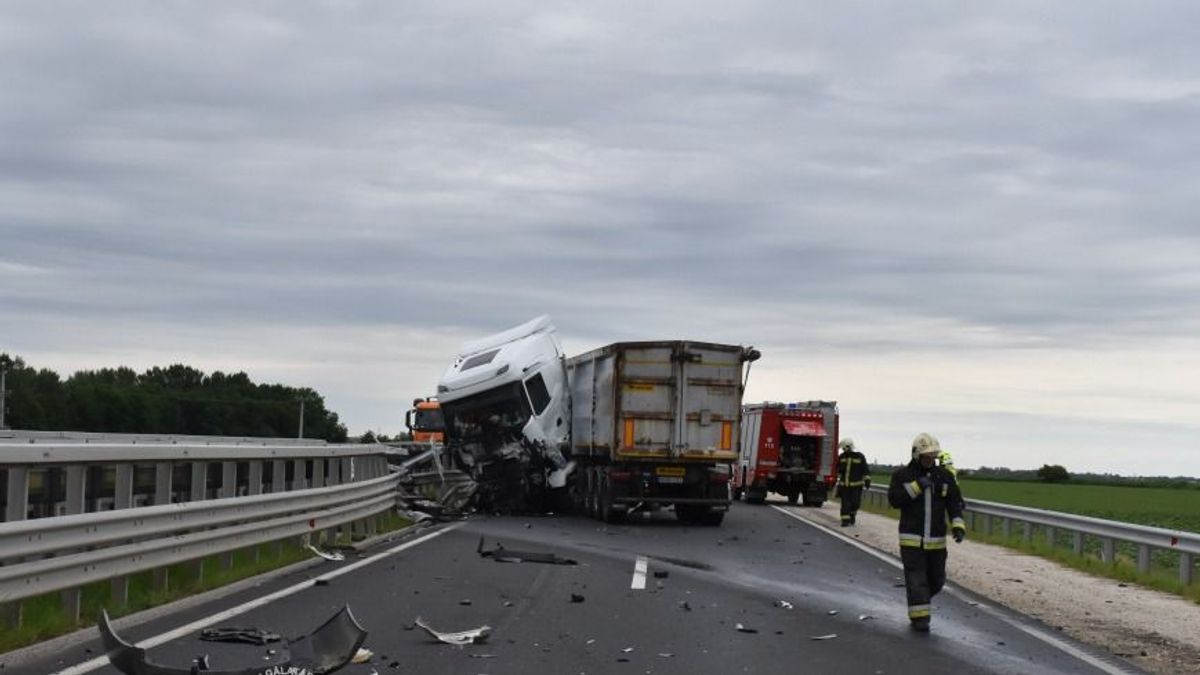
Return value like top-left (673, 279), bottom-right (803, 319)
top-left (837, 450), bottom-right (870, 488)
top-left (888, 460), bottom-right (966, 550)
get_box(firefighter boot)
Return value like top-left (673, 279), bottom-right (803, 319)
top-left (910, 617), bottom-right (930, 632)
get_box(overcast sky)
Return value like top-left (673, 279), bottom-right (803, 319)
top-left (3, 2), bottom-right (1199, 476)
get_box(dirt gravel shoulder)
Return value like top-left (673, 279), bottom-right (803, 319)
top-left (790, 503), bottom-right (1200, 674)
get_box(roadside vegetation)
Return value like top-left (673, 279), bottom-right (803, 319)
top-left (0, 510), bottom-right (411, 654)
top-left (863, 473), bottom-right (1200, 604)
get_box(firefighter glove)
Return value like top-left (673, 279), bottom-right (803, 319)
top-left (953, 527), bottom-right (965, 543)
top-left (917, 475), bottom-right (933, 490)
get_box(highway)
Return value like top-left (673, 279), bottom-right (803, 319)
top-left (20, 502), bottom-right (1138, 675)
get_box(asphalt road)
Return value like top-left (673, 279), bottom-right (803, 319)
top-left (17, 501), bottom-right (1140, 675)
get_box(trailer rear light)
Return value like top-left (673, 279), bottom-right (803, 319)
top-left (720, 421), bottom-right (732, 450)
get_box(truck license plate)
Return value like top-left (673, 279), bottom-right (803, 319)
top-left (656, 466), bottom-right (685, 477)
top-left (657, 476), bottom-right (684, 484)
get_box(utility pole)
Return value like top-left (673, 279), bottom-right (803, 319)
top-left (297, 397), bottom-right (305, 439)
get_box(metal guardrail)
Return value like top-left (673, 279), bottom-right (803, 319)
top-left (0, 435), bottom-right (400, 627)
top-left (863, 486), bottom-right (1198, 584)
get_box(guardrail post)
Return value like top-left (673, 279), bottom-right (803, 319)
top-left (61, 465), bottom-right (87, 623)
top-left (110, 463), bottom-right (134, 609)
top-left (1137, 544), bottom-right (1151, 574)
top-left (248, 461), bottom-right (263, 564)
top-left (271, 459), bottom-right (286, 557)
top-left (982, 514), bottom-right (992, 536)
top-left (219, 461), bottom-right (236, 570)
top-left (312, 458), bottom-right (334, 547)
top-left (1072, 531), bottom-right (1084, 556)
top-left (1001, 517), bottom-right (1011, 539)
top-left (1100, 538), bottom-right (1114, 565)
top-left (1045, 526), bottom-right (1055, 548)
top-left (1022, 521), bottom-right (1032, 544)
top-left (188, 461), bottom-right (208, 586)
top-left (151, 462), bottom-right (172, 594)
top-left (2, 466), bottom-right (29, 629)
top-left (1181, 553), bottom-right (1194, 585)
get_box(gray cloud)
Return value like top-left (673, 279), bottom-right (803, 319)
top-left (3, 3), bottom-right (1200, 471)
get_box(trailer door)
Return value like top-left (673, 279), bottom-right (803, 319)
top-left (676, 342), bottom-right (742, 460)
top-left (616, 344), bottom-right (676, 457)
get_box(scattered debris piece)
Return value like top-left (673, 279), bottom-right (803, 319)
top-left (306, 545), bottom-right (346, 562)
top-left (1118, 583), bottom-right (1129, 588)
top-left (658, 653), bottom-right (675, 658)
top-left (622, 647), bottom-right (634, 653)
top-left (314, 578), bottom-right (331, 586)
top-left (810, 634), bottom-right (838, 640)
top-left (735, 623), bottom-right (758, 634)
top-left (503, 601), bottom-right (515, 608)
top-left (774, 600), bottom-right (793, 610)
top-left (413, 617), bottom-right (492, 645)
top-left (460, 599), bottom-right (473, 606)
top-left (199, 627), bottom-right (282, 645)
top-left (678, 601), bottom-right (692, 612)
top-left (586, 639), bottom-right (596, 645)
top-left (468, 654), bottom-right (497, 659)
top-left (352, 648), bottom-right (374, 663)
top-left (858, 615), bottom-right (874, 621)
top-left (570, 593), bottom-right (586, 603)
top-left (827, 610), bottom-right (838, 616)
top-left (653, 571), bottom-right (669, 579)
top-left (477, 537), bottom-right (578, 565)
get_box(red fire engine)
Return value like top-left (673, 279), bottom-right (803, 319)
top-left (734, 401), bottom-right (838, 506)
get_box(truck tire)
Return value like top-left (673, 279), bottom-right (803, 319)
top-left (786, 489), bottom-right (800, 505)
top-left (746, 489), bottom-right (767, 505)
top-left (700, 509), bottom-right (725, 526)
top-left (599, 476), bottom-right (625, 524)
top-left (674, 504), bottom-right (699, 524)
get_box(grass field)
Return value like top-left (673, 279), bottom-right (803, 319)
top-left (864, 475), bottom-right (1200, 603)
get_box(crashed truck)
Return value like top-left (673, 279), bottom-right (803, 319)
top-left (434, 316), bottom-right (760, 524)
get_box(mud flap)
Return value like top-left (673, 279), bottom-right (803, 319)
top-left (99, 605), bottom-right (367, 675)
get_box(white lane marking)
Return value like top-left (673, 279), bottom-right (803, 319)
top-left (631, 555), bottom-right (648, 590)
top-left (52, 523), bottom-right (465, 675)
top-left (769, 505), bottom-right (1133, 675)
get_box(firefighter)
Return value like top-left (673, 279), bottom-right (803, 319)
top-left (888, 432), bottom-right (966, 632)
top-left (835, 438), bottom-right (870, 526)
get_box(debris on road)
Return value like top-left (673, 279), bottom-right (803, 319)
top-left (678, 601), bottom-right (692, 612)
top-left (570, 593), bottom-right (586, 603)
top-left (414, 617), bottom-right (492, 645)
top-left (307, 545), bottom-right (346, 562)
top-left (827, 610), bottom-right (838, 616)
top-left (100, 605), bottom-right (366, 675)
top-left (735, 623), bottom-right (758, 634)
top-left (622, 647), bottom-right (635, 653)
top-left (460, 599), bottom-right (473, 606)
top-left (653, 570), bottom-right (669, 579)
top-left (858, 615), bottom-right (874, 621)
top-left (810, 634), bottom-right (838, 641)
top-left (476, 536), bottom-right (578, 565)
top-left (774, 600), bottom-right (793, 610)
top-left (199, 626), bottom-right (281, 645)
top-left (351, 648), bottom-right (374, 663)
top-left (658, 653), bottom-right (675, 658)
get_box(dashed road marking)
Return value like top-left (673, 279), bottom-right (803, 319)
top-left (631, 555), bottom-right (648, 589)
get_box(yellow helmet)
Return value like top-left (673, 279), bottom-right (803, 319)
top-left (911, 432), bottom-right (941, 460)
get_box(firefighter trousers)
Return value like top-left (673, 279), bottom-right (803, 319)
top-left (839, 486), bottom-right (863, 524)
top-left (900, 547), bottom-right (947, 621)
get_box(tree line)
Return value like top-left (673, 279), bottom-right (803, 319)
top-left (0, 354), bottom-right (348, 442)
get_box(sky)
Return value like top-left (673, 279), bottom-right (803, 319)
top-left (2, 2), bottom-right (1199, 476)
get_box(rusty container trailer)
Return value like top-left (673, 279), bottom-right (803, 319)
top-left (567, 341), bottom-right (757, 526)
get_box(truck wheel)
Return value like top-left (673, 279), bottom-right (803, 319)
top-left (674, 504), bottom-right (698, 524)
top-left (808, 500), bottom-right (824, 508)
top-left (599, 477), bottom-right (624, 524)
top-left (733, 487), bottom-right (744, 501)
top-left (787, 489), bottom-right (800, 505)
top-left (746, 489), bottom-right (766, 505)
top-left (700, 509), bottom-right (725, 526)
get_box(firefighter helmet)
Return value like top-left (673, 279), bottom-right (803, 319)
top-left (839, 438), bottom-right (855, 452)
top-left (911, 432), bottom-right (941, 460)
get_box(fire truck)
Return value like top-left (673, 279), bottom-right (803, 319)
top-left (733, 401), bottom-right (838, 506)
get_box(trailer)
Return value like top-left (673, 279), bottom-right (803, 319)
top-left (734, 401), bottom-right (838, 506)
top-left (568, 341), bottom-right (760, 525)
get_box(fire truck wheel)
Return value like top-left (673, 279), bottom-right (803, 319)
top-left (787, 490), bottom-right (800, 505)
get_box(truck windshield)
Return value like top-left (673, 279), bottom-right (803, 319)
top-left (411, 407), bottom-right (444, 432)
top-left (441, 382), bottom-right (532, 450)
